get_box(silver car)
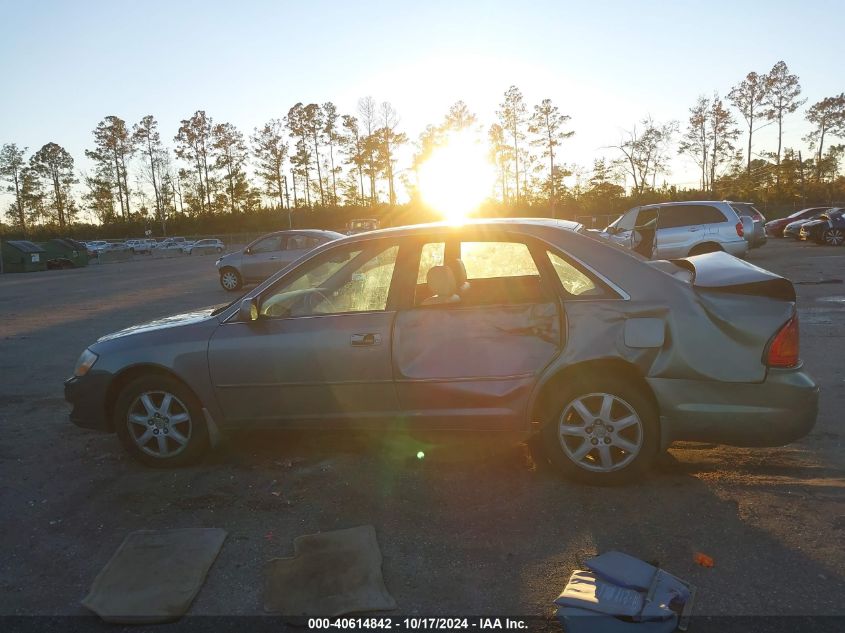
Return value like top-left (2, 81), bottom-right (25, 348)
top-left (184, 238), bottom-right (225, 255)
top-left (215, 229), bottom-right (343, 291)
top-left (601, 201), bottom-right (751, 259)
top-left (65, 219), bottom-right (817, 485)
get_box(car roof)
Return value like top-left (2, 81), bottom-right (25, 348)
top-left (259, 229), bottom-right (345, 239)
top-left (638, 200), bottom-right (730, 208)
top-left (334, 218), bottom-right (583, 241)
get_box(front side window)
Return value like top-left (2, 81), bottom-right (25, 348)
top-left (260, 244), bottom-right (398, 318)
top-left (250, 235), bottom-right (283, 253)
top-left (610, 208), bottom-right (638, 232)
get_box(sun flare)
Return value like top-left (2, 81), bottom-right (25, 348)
top-left (416, 132), bottom-right (496, 223)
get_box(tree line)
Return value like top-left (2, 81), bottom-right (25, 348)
top-left (2, 59), bottom-right (844, 237)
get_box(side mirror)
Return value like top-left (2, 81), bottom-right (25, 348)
top-left (244, 247), bottom-right (252, 255)
top-left (238, 297), bottom-right (259, 322)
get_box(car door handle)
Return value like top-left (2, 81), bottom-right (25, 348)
top-left (351, 333), bottom-right (382, 346)
top-left (688, 227), bottom-right (701, 232)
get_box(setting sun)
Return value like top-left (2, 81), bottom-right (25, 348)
top-left (416, 131), bottom-right (496, 223)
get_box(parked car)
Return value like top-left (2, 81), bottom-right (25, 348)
top-left (65, 219), bottom-right (817, 484)
top-left (599, 201), bottom-right (751, 259)
top-left (798, 208), bottom-right (845, 245)
top-left (215, 229), bottom-right (343, 291)
top-left (783, 209), bottom-right (833, 239)
top-left (125, 239), bottom-right (155, 254)
top-left (727, 201), bottom-right (766, 248)
top-left (765, 207), bottom-right (831, 237)
top-left (184, 239), bottom-right (224, 255)
top-left (85, 241), bottom-right (108, 257)
top-left (154, 237), bottom-right (188, 250)
top-left (346, 218), bottom-right (379, 235)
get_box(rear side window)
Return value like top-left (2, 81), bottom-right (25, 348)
top-left (659, 205), bottom-right (726, 228)
top-left (460, 241), bottom-right (539, 279)
top-left (286, 235), bottom-right (320, 250)
top-left (546, 251), bottom-right (604, 297)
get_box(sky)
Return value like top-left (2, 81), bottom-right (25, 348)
top-left (1, 0), bottom-right (843, 212)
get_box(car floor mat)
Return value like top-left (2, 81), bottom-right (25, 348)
top-left (81, 528), bottom-right (227, 623)
top-left (263, 524), bottom-right (396, 616)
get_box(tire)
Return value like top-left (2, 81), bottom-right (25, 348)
top-left (114, 375), bottom-right (209, 468)
top-left (216, 247), bottom-right (223, 253)
top-left (219, 267), bottom-right (242, 291)
top-left (688, 242), bottom-right (723, 256)
top-left (822, 228), bottom-right (844, 246)
top-left (541, 375), bottom-right (658, 485)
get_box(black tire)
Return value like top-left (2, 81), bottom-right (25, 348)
top-left (216, 247), bottom-right (223, 253)
top-left (114, 375), bottom-right (209, 468)
top-left (541, 375), bottom-right (658, 485)
top-left (219, 267), bottom-right (242, 291)
top-left (822, 228), bottom-right (844, 246)
top-left (688, 242), bottom-right (723, 256)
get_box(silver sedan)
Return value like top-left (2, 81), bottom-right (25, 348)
top-left (65, 219), bottom-right (817, 485)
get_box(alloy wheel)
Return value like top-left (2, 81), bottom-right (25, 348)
top-left (126, 390), bottom-right (192, 458)
top-left (558, 392), bottom-right (643, 473)
top-left (824, 229), bottom-right (844, 246)
top-left (221, 270), bottom-right (239, 290)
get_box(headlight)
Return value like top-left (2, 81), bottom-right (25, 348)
top-left (73, 349), bottom-right (99, 377)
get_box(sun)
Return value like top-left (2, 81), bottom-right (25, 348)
top-left (416, 131), bottom-right (496, 223)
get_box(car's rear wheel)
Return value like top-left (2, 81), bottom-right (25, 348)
top-left (219, 267), bottom-right (242, 291)
top-left (114, 375), bottom-right (209, 468)
top-left (823, 228), bottom-right (844, 246)
top-left (688, 242), bottom-right (723, 256)
top-left (542, 375), bottom-right (658, 485)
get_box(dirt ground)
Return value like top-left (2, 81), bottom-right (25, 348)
top-left (0, 239), bottom-right (843, 625)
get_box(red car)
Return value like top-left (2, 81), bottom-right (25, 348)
top-left (765, 207), bottom-right (831, 237)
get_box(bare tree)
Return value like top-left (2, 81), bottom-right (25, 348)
top-left (497, 86), bottom-right (527, 204)
top-left (0, 143), bottom-right (28, 231)
top-left (174, 110), bottom-right (215, 213)
top-left (804, 93), bottom-right (845, 180)
top-left (358, 96), bottom-right (378, 204)
top-left (613, 117), bottom-right (676, 197)
top-left (762, 61), bottom-right (806, 171)
top-left (528, 98), bottom-right (574, 210)
top-left (29, 142), bottom-right (77, 229)
top-left (252, 119), bottom-right (289, 213)
top-left (728, 71), bottom-right (768, 172)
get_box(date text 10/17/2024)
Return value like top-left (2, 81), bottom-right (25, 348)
top-left (307, 618), bottom-right (530, 630)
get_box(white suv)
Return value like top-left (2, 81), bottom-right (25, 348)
top-left (601, 201), bottom-right (751, 259)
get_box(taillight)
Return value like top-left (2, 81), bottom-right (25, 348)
top-left (735, 221), bottom-right (744, 238)
top-left (766, 316), bottom-right (800, 368)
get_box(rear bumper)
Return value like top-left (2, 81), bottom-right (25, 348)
top-left (722, 240), bottom-right (749, 258)
top-left (649, 367), bottom-right (819, 448)
top-left (64, 372), bottom-right (111, 432)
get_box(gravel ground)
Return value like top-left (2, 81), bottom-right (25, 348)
top-left (0, 239), bottom-right (843, 624)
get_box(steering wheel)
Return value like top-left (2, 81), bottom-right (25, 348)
top-left (306, 289), bottom-right (336, 314)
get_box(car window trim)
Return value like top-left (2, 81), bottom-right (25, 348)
top-left (256, 238), bottom-right (405, 321)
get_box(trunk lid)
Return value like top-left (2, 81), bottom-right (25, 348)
top-left (663, 251), bottom-right (795, 301)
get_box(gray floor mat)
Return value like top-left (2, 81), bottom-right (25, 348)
top-left (82, 528), bottom-right (227, 623)
top-left (264, 524), bottom-right (396, 616)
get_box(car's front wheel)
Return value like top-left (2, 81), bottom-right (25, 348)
top-left (114, 375), bottom-right (209, 468)
top-left (219, 267), bottom-right (242, 291)
top-left (542, 375), bottom-right (658, 485)
top-left (823, 228), bottom-right (844, 246)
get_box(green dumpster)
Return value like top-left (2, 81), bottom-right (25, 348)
top-left (1, 240), bottom-right (48, 273)
top-left (39, 238), bottom-right (89, 268)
